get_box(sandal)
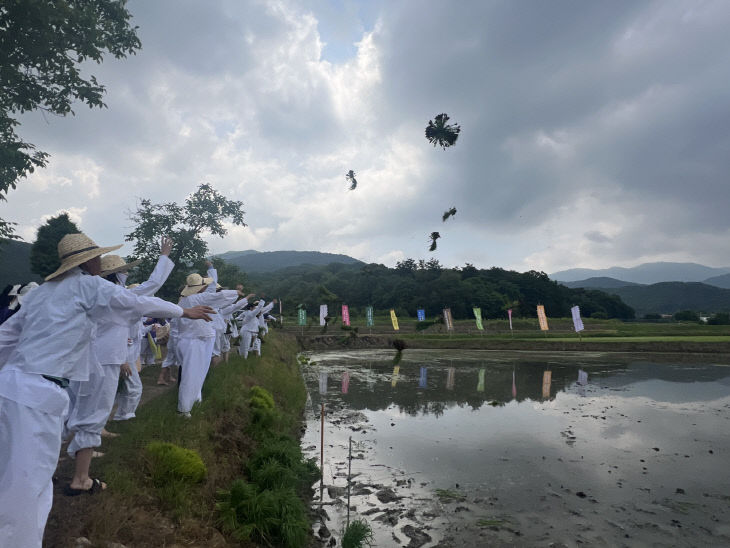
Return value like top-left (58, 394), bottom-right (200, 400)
top-left (63, 478), bottom-right (105, 496)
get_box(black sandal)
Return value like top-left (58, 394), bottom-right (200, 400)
top-left (63, 478), bottom-right (105, 496)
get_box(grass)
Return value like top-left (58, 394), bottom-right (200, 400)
top-left (81, 332), bottom-right (312, 547)
top-left (435, 488), bottom-right (466, 502)
top-left (341, 519), bottom-right (374, 548)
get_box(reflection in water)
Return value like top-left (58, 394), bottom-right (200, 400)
top-left (446, 367), bottom-right (455, 390)
top-left (542, 370), bottom-right (552, 399)
top-left (578, 369), bottom-right (588, 386)
top-left (302, 349), bottom-right (730, 547)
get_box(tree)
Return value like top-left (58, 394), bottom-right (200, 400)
top-left (125, 183), bottom-right (246, 299)
top-left (673, 310), bottom-right (700, 322)
top-left (0, 0), bottom-right (141, 241)
top-left (29, 212), bottom-right (80, 278)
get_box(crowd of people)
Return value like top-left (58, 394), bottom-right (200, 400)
top-left (0, 232), bottom-right (276, 548)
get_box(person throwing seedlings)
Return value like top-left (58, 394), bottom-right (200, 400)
top-left (0, 233), bottom-right (214, 548)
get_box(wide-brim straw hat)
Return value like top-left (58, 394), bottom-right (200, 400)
top-left (100, 254), bottom-right (141, 276)
top-left (180, 273), bottom-right (215, 297)
top-left (45, 233), bottom-right (122, 281)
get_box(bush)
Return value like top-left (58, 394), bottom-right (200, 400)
top-left (248, 385), bottom-right (278, 429)
top-left (707, 312), bottom-right (730, 325)
top-left (246, 436), bottom-right (318, 492)
top-left (217, 480), bottom-right (310, 547)
top-left (145, 442), bottom-right (207, 485)
top-left (674, 310), bottom-right (700, 322)
top-left (643, 313), bottom-right (662, 320)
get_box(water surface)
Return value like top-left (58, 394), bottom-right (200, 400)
top-left (301, 349), bottom-right (730, 547)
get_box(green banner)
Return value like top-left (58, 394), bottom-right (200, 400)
top-left (366, 306), bottom-right (374, 327)
top-left (297, 308), bottom-right (306, 326)
top-left (473, 307), bottom-right (484, 330)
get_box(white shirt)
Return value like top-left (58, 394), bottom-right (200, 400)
top-left (93, 255), bottom-right (174, 365)
top-left (0, 267), bottom-right (183, 383)
top-left (177, 268), bottom-right (238, 339)
top-left (239, 300), bottom-right (265, 332)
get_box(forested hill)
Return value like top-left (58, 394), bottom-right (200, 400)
top-left (245, 259), bottom-right (635, 320)
top-left (593, 282), bottom-right (730, 317)
top-left (216, 250), bottom-right (363, 273)
top-left (0, 240), bottom-right (42, 288)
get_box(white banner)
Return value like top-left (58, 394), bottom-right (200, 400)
top-left (319, 304), bottom-right (328, 326)
top-left (571, 305), bottom-right (584, 332)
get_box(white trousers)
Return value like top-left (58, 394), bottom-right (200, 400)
top-left (161, 336), bottom-right (179, 368)
top-left (238, 331), bottom-right (254, 358)
top-left (0, 376), bottom-right (68, 548)
top-left (66, 363), bottom-right (120, 456)
top-left (177, 337), bottom-right (214, 413)
top-left (113, 365), bottom-right (142, 421)
top-left (221, 333), bottom-right (231, 353)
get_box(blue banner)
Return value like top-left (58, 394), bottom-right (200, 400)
top-left (417, 309), bottom-right (426, 322)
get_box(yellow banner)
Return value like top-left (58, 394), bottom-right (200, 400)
top-left (537, 305), bottom-right (549, 331)
top-left (391, 366), bottom-right (400, 387)
top-left (390, 309), bottom-right (399, 331)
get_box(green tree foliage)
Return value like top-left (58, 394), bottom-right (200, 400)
top-left (246, 260), bottom-right (636, 320)
top-left (125, 183), bottom-right (246, 299)
top-left (673, 309), bottom-right (700, 322)
top-left (29, 212), bottom-right (80, 278)
top-left (707, 312), bottom-right (730, 325)
top-left (0, 0), bottom-right (140, 240)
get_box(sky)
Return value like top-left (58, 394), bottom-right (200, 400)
top-left (3, 0), bottom-right (730, 273)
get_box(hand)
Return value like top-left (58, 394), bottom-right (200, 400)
top-left (246, 293), bottom-right (255, 300)
top-left (160, 236), bottom-right (173, 256)
top-left (182, 305), bottom-right (215, 322)
top-left (120, 363), bottom-right (133, 377)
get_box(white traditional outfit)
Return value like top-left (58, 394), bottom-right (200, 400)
top-left (237, 300), bottom-right (265, 358)
top-left (112, 320), bottom-right (153, 421)
top-left (160, 316), bottom-right (180, 369)
top-left (65, 254), bottom-right (173, 457)
top-left (176, 268), bottom-right (238, 414)
top-left (0, 234), bottom-right (184, 548)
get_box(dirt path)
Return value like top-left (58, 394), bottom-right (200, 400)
top-left (43, 365), bottom-right (178, 548)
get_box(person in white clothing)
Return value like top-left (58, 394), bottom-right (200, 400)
top-left (65, 237), bottom-right (174, 494)
top-left (212, 290), bottom-right (255, 366)
top-left (237, 300), bottom-right (265, 358)
top-left (158, 315), bottom-right (180, 385)
top-left (112, 317), bottom-right (153, 421)
top-left (0, 233), bottom-right (213, 548)
top-left (176, 261), bottom-right (241, 416)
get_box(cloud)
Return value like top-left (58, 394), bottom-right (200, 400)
top-left (3, 0), bottom-right (730, 274)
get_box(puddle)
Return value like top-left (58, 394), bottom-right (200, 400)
top-left (301, 349), bottom-right (730, 547)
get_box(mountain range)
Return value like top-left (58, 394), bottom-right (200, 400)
top-left (551, 262), bottom-right (730, 284)
top-left (215, 249), bottom-right (363, 273)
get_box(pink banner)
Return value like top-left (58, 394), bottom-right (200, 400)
top-left (342, 371), bottom-right (350, 394)
top-left (342, 304), bottom-right (350, 326)
top-left (508, 309), bottom-right (513, 331)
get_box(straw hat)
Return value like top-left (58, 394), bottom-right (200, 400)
top-left (180, 273), bottom-right (214, 297)
top-left (100, 254), bottom-right (141, 276)
top-left (45, 233), bottom-right (122, 281)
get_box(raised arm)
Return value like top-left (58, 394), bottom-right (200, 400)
top-left (131, 236), bottom-right (175, 297)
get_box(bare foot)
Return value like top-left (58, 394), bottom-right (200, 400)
top-left (92, 451), bottom-right (105, 458)
top-left (101, 428), bottom-right (119, 438)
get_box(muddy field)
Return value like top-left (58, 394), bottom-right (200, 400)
top-left (301, 349), bottom-right (730, 547)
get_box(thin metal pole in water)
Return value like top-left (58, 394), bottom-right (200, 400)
top-left (347, 436), bottom-right (352, 527)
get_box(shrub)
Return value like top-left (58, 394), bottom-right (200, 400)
top-left (145, 442), bottom-right (207, 485)
top-left (674, 310), bottom-right (700, 322)
top-left (217, 480), bottom-right (309, 548)
top-left (248, 386), bottom-right (278, 429)
top-left (707, 312), bottom-right (730, 325)
top-left (249, 386), bottom-right (275, 410)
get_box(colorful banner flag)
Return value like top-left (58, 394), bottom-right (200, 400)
top-left (542, 370), bottom-right (552, 399)
top-left (473, 307), bottom-right (484, 330)
top-left (508, 309), bottom-right (513, 331)
top-left (318, 371), bottom-right (328, 395)
top-left (477, 369), bottom-right (485, 392)
top-left (319, 304), bottom-right (328, 326)
top-left (342, 305), bottom-right (350, 326)
top-left (571, 305), bottom-right (584, 333)
top-left (446, 367), bottom-right (455, 390)
top-left (366, 306), bottom-right (374, 327)
top-left (537, 305), bottom-right (549, 331)
top-left (341, 371), bottom-right (350, 394)
top-left (391, 366), bottom-right (400, 387)
top-left (417, 308), bottom-right (426, 322)
top-left (297, 308), bottom-right (306, 326)
top-left (443, 308), bottom-right (454, 331)
top-left (419, 367), bottom-right (427, 389)
top-left (390, 309), bottom-right (399, 331)
top-left (578, 369), bottom-right (588, 386)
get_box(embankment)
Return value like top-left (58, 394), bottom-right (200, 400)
top-left (45, 332), bottom-right (313, 548)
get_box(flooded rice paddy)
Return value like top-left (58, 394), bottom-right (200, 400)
top-left (300, 349), bottom-right (730, 547)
